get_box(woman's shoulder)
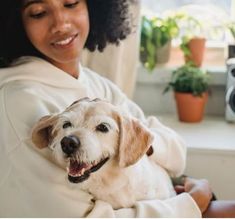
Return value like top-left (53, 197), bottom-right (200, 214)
top-left (0, 56), bottom-right (46, 89)
top-left (1, 81), bottom-right (45, 121)
top-left (1, 78), bottom-right (47, 106)
top-left (1, 83), bottom-right (66, 155)
top-left (0, 82), bottom-right (42, 151)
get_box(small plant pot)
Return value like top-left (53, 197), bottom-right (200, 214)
top-left (174, 92), bottom-right (208, 123)
top-left (185, 37), bottom-right (206, 67)
top-left (156, 41), bottom-right (171, 64)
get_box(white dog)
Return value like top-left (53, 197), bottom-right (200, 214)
top-left (32, 98), bottom-right (175, 209)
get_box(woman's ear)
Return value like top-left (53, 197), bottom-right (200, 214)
top-left (31, 115), bottom-right (56, 149)
top-left (116, 114), bottom-right (154, 168)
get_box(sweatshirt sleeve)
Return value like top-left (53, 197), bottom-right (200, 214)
top-left (87, 193), bottom-right (201, 218)
top-left (102, 78), bottom-right (186, 177)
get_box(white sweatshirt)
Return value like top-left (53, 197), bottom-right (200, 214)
top-left (0, 56), bottom-right (201, 217)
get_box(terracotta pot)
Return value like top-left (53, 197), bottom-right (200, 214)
top-left (185, 37), bottom-right (206, 67)
top-left (174, 92), bottom-right (208, 123)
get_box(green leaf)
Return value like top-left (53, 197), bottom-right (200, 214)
top-left (164, 63), bottom-right (210, 96)
top-left (140, 14), bottom-right (180, 71)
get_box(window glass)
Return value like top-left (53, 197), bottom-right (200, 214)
top-left (141, 0), bottom-right (234, 43)
top-left (141, 0), bottom-right (231, 14)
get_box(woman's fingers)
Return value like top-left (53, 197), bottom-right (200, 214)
top-left (174, 185), bottom-right (185, 194)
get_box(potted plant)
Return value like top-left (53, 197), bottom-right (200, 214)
top-left (178, 14), bottom-right (206, 67)
top-left (140, 15), bottom-right (179, 71)
top-left (164, 63), bottom-right (210, 123)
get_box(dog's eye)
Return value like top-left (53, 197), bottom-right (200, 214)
top-left (63, 121), bottom-right (72, 129)
top-left (96, 123), bottom-right (109, 133)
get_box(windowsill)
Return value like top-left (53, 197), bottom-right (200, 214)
top-left (137, 64), bottom-right (227, 86)
top-left (155, 114), bottom-right (235, 153)
top-left (137, 45), bottom-right (228, 86)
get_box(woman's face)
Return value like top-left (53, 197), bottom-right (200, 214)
top-left (21, 0), bottom-right (89, 68)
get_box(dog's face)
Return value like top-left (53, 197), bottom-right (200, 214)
top-left (32, 98), bottom-right (153, 184)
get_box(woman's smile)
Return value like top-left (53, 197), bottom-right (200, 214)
top-left (51, 33), bottom-right (79, 49)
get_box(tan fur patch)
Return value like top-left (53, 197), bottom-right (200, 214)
top-left (32, 115), bottom-right (57, 148)
top-left (115, 113), bottom-right (154, 168)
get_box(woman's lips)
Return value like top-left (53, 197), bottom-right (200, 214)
top-left (52, 34), bottom-right (78, 49)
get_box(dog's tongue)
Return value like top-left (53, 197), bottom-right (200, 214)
top-left (69, 160), bottom-right (90, 176)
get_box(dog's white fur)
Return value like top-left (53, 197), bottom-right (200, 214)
top-left (32, 98), bottom-right (175, 209)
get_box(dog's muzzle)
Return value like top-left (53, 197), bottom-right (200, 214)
top-left (60, 135), bottom-right (109, 184)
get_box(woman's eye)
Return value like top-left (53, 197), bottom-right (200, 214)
top-left (30, 11), bottom-right (46, 19)
top-left (96, 123), bottom-right (109, 133)
top-left (63, 121), bottom-right (72, 129)
top-left (64, 1), bottom-right (79, 8)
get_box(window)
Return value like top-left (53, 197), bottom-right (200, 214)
top-left (141, 0), bottom-right (234, 43)
top-left (141, 0), bottom-right (232, 15)
top-left (140, 0), bottom-right (235, 67)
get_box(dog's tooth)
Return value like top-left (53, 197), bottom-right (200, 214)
top-left (66, 166), bottom-right (71, 173)
top-left (81, 168), bottom-right (86, 175)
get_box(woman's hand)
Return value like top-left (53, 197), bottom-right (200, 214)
top-left (174, 177), bottom-right (213, 213)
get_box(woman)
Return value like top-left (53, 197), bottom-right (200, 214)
top-left (0, 0), bottom-right (213, 217)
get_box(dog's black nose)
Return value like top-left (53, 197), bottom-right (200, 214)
top-left (61, 135), bottom-right (80, 156)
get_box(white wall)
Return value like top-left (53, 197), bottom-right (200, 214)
top-left (186, 149), bottom-right (235, 200)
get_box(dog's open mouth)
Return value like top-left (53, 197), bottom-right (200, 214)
top-left (67, 157), bottom-right (109, 183)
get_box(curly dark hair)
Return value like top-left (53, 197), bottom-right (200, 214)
top-left (0, 0), bottom-right (134, 67)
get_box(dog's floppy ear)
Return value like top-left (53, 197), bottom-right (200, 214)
top-left (116, 114), bottom-right (154, 168)
top-left (31, 115), bottom-right (56, 149)
top-left (69, 97), bottom-right (90, 107)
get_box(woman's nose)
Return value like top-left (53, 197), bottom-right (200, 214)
top-left (50, 11), bottom-right (71, 34)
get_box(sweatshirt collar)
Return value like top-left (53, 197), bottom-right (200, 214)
top-left (0, 56), bottom-right (87, 89)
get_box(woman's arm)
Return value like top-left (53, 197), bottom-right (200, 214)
top-left (86, 193), bottom-right (201, 218)
top-left (203, 200), bottom-right (235, 218)
top-left (119, 98), bottom-right (187, 177)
